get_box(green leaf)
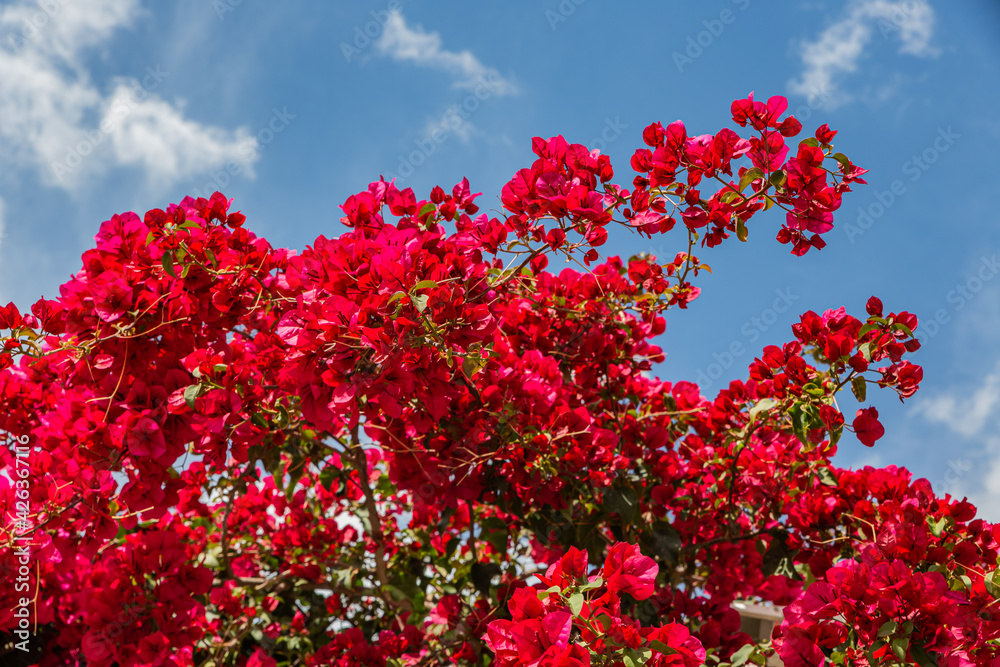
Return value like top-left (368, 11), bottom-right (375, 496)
top-left (720, 190), bottom-right (742, 205)
top-left (927, 516), bottom-right (948, 538)
top-left (891, 321), bottom-right (914, 337)
top-left (800, 137), bottom-right (820, 148)
top-left (418, 202), bottom-right (437, 218)
top-left (832, 152), bottom-right (851, 168)
top-left (411, 294), bottom-right (430, 313)
top-left (851, 376), bottom-right (867, 402)
top-left (568, 593), bottom-right (584, 616)
top-left (762, 534), bottom-right (799, 579)
top-left (816, 466), bottom-right (839, 487)
top-left (984, 569), bottom-right (1000, 598)
top-left (285, 459), bottom-right (306, 502)
top-left (579, 576), bottom-right (603, 592)
top-left (788, 404), bottom-right (810, 447)
top-left (645, 522), bottom-right (682, 565)
top-left (205, 247), bottom-right (218, 268)
top-left (622, 648), bottom-right (651, 667)
top-left (319, 465), bottom-right (339, 492)
top-left (648, 640), bottom-right (677, 656)
top-left (749, 398), bottom-right (777, 422)
top-left (736, 217), bottom-right (748, 242)
top-left (804, 382), bottom-right (825, 397)
top-left (604, 487), bottom-right (640, 523)
top-left (829, 422), bottom-right (843, 446)
top-left (463, 355), bottom-right (483, 380)
top-left (910, 642), bottom-right (940, 667)
top-left (891, 636), bottom-right (909, 661)
top-left (537, 585), bottom-right (562, 599)
top-left (483, 524), bottom-right (508, 554)
top-left (354, 506), bottom-right (373, 535)
top-left (729, 644), bottom-right (754, 666)
top-left (162, 250), bottom-right (176, 278)
top-left (183, 384), bottom-right (201, 410)
top-left (479, 516), bottom-right (507, 531)
top-left (274, 405), bottom-right (290, 429)
top-left (857, 322), bottom-right (879, 339)
top-left (738, 167), bottom-right (763, 192)
top-left (412, 280), bottom-right (439, 291)
top-left (877, 620), bottom-right (898, 638)
top-left (470, 562), bottom-right (501, 597)
top-left (768, 170), bottom-right (786, 188)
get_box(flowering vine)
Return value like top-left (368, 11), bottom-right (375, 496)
top-left (0, 94), bottom-right (993, 667)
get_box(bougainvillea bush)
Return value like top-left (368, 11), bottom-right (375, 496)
top-left (1, 94), bottom-right (997, 667)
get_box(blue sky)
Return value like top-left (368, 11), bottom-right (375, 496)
top-left (1, 0), bottom-right (999, 515)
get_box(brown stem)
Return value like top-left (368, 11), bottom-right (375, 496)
top-left (348, 432), bottom-right (412, 616)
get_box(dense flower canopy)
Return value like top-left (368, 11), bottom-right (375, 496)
top-left (1, 94), bottom-right (996, 667)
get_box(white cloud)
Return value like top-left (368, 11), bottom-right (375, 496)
top-left (912, 364), bottom-right (1000, 438)
top-left (0, 0), bottom-right (257, 192)
top-left (375, 12), bottom-right (516, 96)
top-left (974, 438), bottom-right (1000, 520)
top-left (790, 0), bottom-right (938, 107)
top-left (101, 82), bottom-right (256, 185)
top-left (912, 365), bottom-right (1000, 520)
top-left (0, 196), bottom-right (6, 254)
top-left (422, 104), bottom-right (474, 145)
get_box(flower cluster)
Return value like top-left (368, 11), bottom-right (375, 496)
top-left (776, 467), bottom-right (1000, 666)
top-left (0, 95), bottom-right (991, 667)
top-left (485, 544), bottom-right (704, 667)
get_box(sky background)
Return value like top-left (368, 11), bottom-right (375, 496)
top-left (1, 0), bottom-right (999, 515)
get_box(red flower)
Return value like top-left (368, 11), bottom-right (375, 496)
top-left (508, 587), bottom-right (546, 622)
top-left (602, 543), bottom-right (658, 601)
top-left (853, 407), bottom-right (885, 447)
top-left (815, 123), bottom-right (838, 145)
top-left (644, 623), bottom-right (706, 667)
top-left (819, 405), bottom-right (844, 431)
top-left (248, 648), bottom-right (277, 667)
top-left (484, 612), bottom-right (573, 667)
top-left (0, 302), bottom-right (22, 330)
